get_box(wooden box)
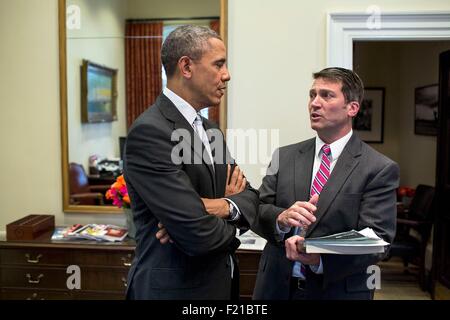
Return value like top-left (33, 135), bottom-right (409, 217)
top-left (6, 215), bottom-right (55, 241)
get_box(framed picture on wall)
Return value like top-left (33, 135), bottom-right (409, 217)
top-left (81, 60), bottom-right (118, 123)
top-left (353, 87), bottom-right (385, 143)
top-left (414, 84), bottom-right (438, 136)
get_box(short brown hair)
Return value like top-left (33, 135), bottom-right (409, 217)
top-left (313, 67), bottom-right (364, 105)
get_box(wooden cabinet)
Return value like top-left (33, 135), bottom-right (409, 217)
top-left (0, 232), bottom-right (261, 300)
top-left (0, 232), bottom-right (134, 300)
top-left (237, 249), bottom-right (261, 299)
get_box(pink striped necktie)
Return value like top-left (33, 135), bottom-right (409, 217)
top-left (310, 144), bottom-right (331, 197)
top-left (297, 144), bottom-right (331, 277)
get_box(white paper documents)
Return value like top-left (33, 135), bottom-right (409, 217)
top-left (237, 230), bottom-right (267, 251)
top-left (304, 227), bottom-right (389, 255)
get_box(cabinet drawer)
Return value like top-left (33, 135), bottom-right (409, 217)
top-left (0, 248), bottom-right (71, 266)
top-left (74, 290), bottom-right (125, 300)
top-left (81, 268), bottom-right (129, 292)
top-left (1, 288), bottom-right (71, 300)
top-left (1, 266), bottom-right (68, 289)
top-left (237, 251), bottom-right (261, 272)
top-left (74, 250), bottom-right (134, 267)
top-left (240, 272), bottom-right (257, 298)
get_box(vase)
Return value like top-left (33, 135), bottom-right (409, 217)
top-left (124, 208), bottom-right (136, 239)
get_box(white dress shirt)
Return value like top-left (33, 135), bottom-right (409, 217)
top-left (276, 130), bottom-right (354, 276)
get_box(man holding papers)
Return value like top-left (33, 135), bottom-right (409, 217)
top-left (252, 67), bottom-right (399, 300)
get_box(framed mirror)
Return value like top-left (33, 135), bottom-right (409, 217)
top-left (59, 0), bottom-right (228, 213)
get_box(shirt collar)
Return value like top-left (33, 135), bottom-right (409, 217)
top-left (163, 87), bottom-right (198, 126)
top-left (315, 130), bottom-right (353, 161)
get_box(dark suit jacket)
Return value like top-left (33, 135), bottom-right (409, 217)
top-left (124, 94), bottom-right (259, 300)
top-left (252, 134), bottom-right (399, 300)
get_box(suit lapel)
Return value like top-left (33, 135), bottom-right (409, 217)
top-left (157, 95), bottom-right (216, 193)
top-left (306, 134), bottom-right (362, 237)
top-left (294, 139), bottom-right (315, 202)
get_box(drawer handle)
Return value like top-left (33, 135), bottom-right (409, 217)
top-left (25, 253), bottom-right (43, 264)
top-left (121, 254), bottom-right (132, 267)
top-left (27, 293), bottom-right (38, 300)
top-left (26, 273), bottom-right (44, 284)
top-left (121, 277), bottom-right (128, 288)
top-left (26, 293), bottom-right (44, 300)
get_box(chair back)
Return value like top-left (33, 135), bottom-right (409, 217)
top-left (408, 184), bottom-right (435, 221)
top-left (69, 163), bottom-right (90, 194)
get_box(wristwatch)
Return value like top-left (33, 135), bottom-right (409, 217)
top-left (227, 201), bottom-right (239, 221)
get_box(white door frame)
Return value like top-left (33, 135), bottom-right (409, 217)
top-left (327, 12), bottom-right (450, 68)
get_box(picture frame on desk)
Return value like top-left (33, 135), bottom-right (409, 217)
top-left (353, 87), bottom-right (385, 143)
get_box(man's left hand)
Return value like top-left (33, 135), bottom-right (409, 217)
top-left (156, 222), bottom-right (173, 244)
top-left (225, 164), bottom-right (246, 197)
top-left (285, 235), bottom-right (320, 266)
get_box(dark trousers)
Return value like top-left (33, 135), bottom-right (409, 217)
top-left (289, 277), bottom-right (307, 300)
top-left (231, 256), bottom-right (240, 300)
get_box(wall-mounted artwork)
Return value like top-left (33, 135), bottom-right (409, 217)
top-left (353, 87), bottom-right (385, 143)
top-left (415, 84), bottom-right (438, 136)
top-left (81, 60), bottom-right (118, 123)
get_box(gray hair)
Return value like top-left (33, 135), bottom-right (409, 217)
top-left (313, 67), bottom-right (365, 105)
top-left (161, 25), bottom-right (221, 78)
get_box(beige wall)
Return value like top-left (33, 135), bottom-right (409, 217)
top-left (355, 41), bottom-right (450, 188)
top-left (126, 0), bottom-right (219, 19)
top-left (0, 0), bottom-right (63, 230)
top-left (227, 0), bottom-right (450, 187)
top-left (67, 0), bottom-right (127, 171)
top-left (1, 0), bottom-right (450, 231)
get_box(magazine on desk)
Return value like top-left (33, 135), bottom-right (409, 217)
top-left (304, 227), bottom-right (389, 255)
top-left (51, 224), bottom-right (128, 242)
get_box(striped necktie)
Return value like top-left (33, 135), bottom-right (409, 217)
top-left (293, 144), bottom-right (331, 278)
top-left (310, 144), bottom-right (331, 197)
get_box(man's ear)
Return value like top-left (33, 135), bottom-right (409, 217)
top-left (178, 56), bottom-right (192, 79)
top-left (347, 101), bottom-right (360, 117)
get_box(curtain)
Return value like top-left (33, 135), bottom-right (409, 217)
top-left (207, 20), bottom-right (221, 125)
top-left (125, 22), bottom-right (163, 129)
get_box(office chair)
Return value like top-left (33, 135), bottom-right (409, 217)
top-left (389, 184), bottom-right (435, 290)
top-left (69, 163), bottom-right (110, 205)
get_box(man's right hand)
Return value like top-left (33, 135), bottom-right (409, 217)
top-left (276, 194), bottom-right (319, 230)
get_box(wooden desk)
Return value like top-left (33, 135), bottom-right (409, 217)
top-left (87, 175), bottom-right (116, 186)
top-left (0, 231), bottom-right (261, 300)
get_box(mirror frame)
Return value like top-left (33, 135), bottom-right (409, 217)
top-left (59, 0), bottom-right (228, 213)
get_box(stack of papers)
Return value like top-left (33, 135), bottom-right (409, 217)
top-left (237, 230), bottom-right (267, 251)
top-left (304, 228), bottom-right (389, 255)
top-left (52, 224), bottom-right (128, 242)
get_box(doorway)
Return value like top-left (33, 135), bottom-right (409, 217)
top-left (353, 40), bottom-right (450, 296)
top-left (328, 12), bottom-right (450, 299)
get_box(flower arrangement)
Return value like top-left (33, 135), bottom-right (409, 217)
top-left (397, 186), bottom-right (416, 199)
top-left (106, 175), bottom-right (130, 208)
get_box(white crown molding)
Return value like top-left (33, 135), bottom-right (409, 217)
top-left (327, 11), bottom-right (450, 68)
